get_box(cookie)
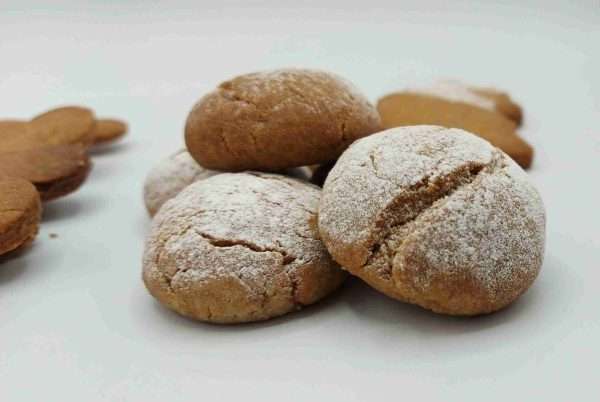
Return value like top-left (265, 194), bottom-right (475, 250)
top-left (377, 85), bottom-right (533, 168)
top-left (185, 68), bottom-right (381, 171)
top-left (90, 118), bottom-right (128, 145)
top-left (143, 149), bottom-right (312, 216)
top-left (0, 145), bottom-right (91, 201)
top-left (0, 178), bottom-right (42, 255)
top-left (0, 106), bottom-right (95, 152)
top-left (470, 86), bottom-right (523, 126)
top-left (318, 126), bottom-right (545, 315)
top-left (143, 149), bottom-right (220, 216)
top-left (143, 172), bottom-right (346, 323)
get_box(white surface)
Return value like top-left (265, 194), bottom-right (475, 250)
top-left (1, 1), bottom-right (599, 401)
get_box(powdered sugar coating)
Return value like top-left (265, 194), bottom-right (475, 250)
top-left (318, 126), bottom-right (545, 314)
top-left (231, 68), bottom-right (374, 114)
top-left (407, 80), bottom-right (496, 111)
top-left (143, 172), bottom-right (344, 323)
top-left (143, 149), bottom-right (219, 216)
top-left (319, 125), bottom-right (495, 258)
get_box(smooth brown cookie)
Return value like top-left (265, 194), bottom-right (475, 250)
top-left (318, 126), bottom-right (545, 316)
top-left (0, 106), bottom-right (96, 152)
top-left (185, 68), bottom-right (381, 171)
top-left (470, 86), bottom-right (523, 126)
top-left (377, 92), bottom-right (534, 168)
top-left (0, 178), bottom-right (41, 255)
top-left (90, 118), bottom-right (128, 145)
top-left (0, 145), bottom-right (91, 201)
top-left (143, 172), bottom-right (346, 324)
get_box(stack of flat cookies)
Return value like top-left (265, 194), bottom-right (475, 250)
top-left (142, 69), bottom-right (545, 324)
top-left (0, 106), bottom-right (127, 257)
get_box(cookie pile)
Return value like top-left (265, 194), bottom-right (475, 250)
top-left (142, 68), bottom-right (546, 324)
top-left (0, 106), bottom-right (127, 257)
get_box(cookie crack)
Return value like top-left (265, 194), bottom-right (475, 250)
top-left (196, 231), bottom-right (296, 265)
top-left (368, 151), bottom-right (388, 181)
top-left (364, 157), bottom-right (502, 277)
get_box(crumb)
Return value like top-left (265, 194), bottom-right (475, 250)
top-left (49, 233), bottom-right (58, 239)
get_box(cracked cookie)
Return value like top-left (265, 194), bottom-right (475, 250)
top-left (143, 172), bottom-right (346, 323)
top-left (377, 82), bottom-right (533, 168)
top-left (185, 68), bottom-right (381, 171)
top-left (143, 149), bottom-right (312, 216)
top-left (318, 126), bottom-right (545, 315)
top-left (0, 178), bottom-right (41, 256)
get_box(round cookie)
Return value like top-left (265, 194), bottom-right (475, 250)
top-left (143, 172), bottom-right (346, 323)
top-left (185, 68), bottom-right (381, 171)
top-left (143, 149), bottom-right (313, 216)
top-left (0, 178), bottom-right (41, 256)
top-left (318, 126), bottom-right (545, 315)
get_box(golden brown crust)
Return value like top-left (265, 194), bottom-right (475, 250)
top-left (377, 93), bottom-right (533, 168)
top-left (90, 118), bottom-right (128, 145)
top-left (185, 69), bottom-right (381, 171)
top-left (470, 87), bottom-right (523, 126)
top-left (0, 145), bottom-right (91, 201)
top-left (0, 178), bottom-right (41, 255)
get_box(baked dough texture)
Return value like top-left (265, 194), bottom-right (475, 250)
top-left (143, 172), bottom-right (346, 323)
top-left (318, 126), bottom-right (545, 315)
top-left (0, 144), bottom-right (91, 201)
top-left (185, 68), bottom-right (381, 171)
top-left (0, 178), bottom-right (41, 255)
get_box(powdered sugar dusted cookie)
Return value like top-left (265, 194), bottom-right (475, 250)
top-left (143, 149), bottom-right (219, 216)
top-left (318, 126), bottom-right (545, 315)
top-left (143, 172), bottom-right (346, 323)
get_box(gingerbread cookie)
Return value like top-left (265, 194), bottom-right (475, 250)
top-left (318, 126), bottom-right (545, 315)
top-left (0, 178), bottom-right (41, 255)
top-left (0, 145), bottom-right (91, 201)
top-left (90, 118), bottom-right (128, 145)
top-left (470, 86), bottom-right (523, 126)
top-left (185, 68), bottom-right (381, 171)
top-left (377, 84), bottom-right (533, 168)
top-left (143, 172), bottom-right (346, 323)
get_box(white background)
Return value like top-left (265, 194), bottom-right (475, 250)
top-left (1, 1), bottom-right (599, 401)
